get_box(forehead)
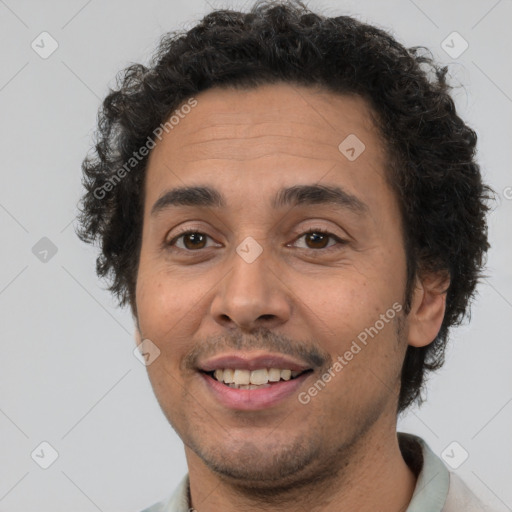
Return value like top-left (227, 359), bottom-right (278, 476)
top-left (144, 83), bottom-right (390, 213)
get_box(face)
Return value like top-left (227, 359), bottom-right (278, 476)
top-left (135, 83), bottom-right (412, 489)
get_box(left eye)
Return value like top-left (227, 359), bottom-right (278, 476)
top-left (167, 231), bottom-right (217, 250)
top-left (291, 229), bottom-right (344, 250)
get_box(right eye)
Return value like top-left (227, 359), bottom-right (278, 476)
top-left (166, 230), bottom-right (219, 251)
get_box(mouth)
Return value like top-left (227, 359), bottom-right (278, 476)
top-left (200, 367), bottom-right (314, 390)
top-left (196, 352), bottom-right (316, 410)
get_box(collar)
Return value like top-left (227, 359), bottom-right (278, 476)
top-left (398, 432), bottom-right (450, 511)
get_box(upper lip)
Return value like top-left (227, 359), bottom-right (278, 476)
top-left (198, 353), bottom-right (312, 372)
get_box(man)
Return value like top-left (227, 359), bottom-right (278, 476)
top-left (77, 1), bottom-right (496, 510)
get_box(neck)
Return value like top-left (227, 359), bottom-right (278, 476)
top-left (185, 423), bottom-right (417, 512)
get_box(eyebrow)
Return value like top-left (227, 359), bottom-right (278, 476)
top-left (151, 183), bottom-right (368, 217)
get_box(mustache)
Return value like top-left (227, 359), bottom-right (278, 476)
top-left (182, 327), bottom-right (332, 371)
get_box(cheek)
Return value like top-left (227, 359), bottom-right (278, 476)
top-left (297, 267), bottom-right (372, 332)
top-left (299, 265), bottom-right (402, 361)
top-left (135, 268), bottom-right (192, 406)
top-left (136, 260), bottom-right (195, 352)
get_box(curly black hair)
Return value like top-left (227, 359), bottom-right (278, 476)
top-left (76, 0), bottom-right (493, 413)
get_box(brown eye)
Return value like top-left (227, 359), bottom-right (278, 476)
top-left (293, 229), bottom-right (345, 251)
top-left (168, 231), bottom-right (213, 250)
top-left (304, 232), bottom-right (330, 249)
top-left (182, 232), bottom-right (207, 250)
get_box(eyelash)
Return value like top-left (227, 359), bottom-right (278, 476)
top-left (166, 227), bottom-right (347, 253)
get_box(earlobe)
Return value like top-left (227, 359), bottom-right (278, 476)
top-left (407, 272), bottom-right (450, 348)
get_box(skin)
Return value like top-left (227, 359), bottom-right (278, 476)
top-left (134, 82), bottom-right (449, 512)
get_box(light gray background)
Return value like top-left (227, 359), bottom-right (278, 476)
top-left (0, 0), bottom-right (511, 510)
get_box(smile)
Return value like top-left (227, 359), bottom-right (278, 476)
top-left (204, 367), bottom-right (311, 389)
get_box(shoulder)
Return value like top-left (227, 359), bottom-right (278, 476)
top-left (444, 472), bottom-right (502, 512)
top-left (398, 432), bottom-right (502, 512)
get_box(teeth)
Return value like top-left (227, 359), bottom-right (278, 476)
top-left (281, 369), bottom-right (291, 381)
top-left (226, 383), bottom-right (271, 389)
top-left (210, 367), bottom-right (306, 386)
top-left (223, 368), bottom-right (234, 383)
top-left (233, 369), bottom-right (250, 385)
top-left (268, 368), bottom-right (281, 381)
top-left (250, 369), bottom-right (268, 385)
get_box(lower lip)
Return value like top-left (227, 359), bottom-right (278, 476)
top-left (200, 371), bottom-right (312, 411)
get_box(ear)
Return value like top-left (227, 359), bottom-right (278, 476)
top-left (407, 271), bottom-right (450, 348)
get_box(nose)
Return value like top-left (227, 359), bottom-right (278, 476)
top-left (209, 243), bottom-right (292, 332)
